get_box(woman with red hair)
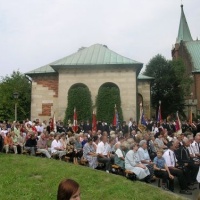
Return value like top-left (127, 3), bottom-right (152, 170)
top-left (57, 179), bottom-right (80, 200)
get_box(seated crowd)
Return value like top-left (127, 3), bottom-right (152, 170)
top-left (0, 118), bottom-right (200, 196)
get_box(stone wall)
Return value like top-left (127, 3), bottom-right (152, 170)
top-left (57, 67), bottom-right (137, 122)
top-left (138, 80), bottom-right (151, 119)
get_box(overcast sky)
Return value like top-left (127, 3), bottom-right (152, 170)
top-left (0, 0), bottom-right (199, 78)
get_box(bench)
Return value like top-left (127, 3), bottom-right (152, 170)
top-left (111, 164), bottom-right (121, 174)
top-left (124, 170), bottom-right (136, 181)
top-left (35, 152), bottom-right (43, 157)
top-left (80, 158), bottom-right (88, 166)
top-left (65, 156), bottom-right (70, 163)
top-left (22, 150), bottom-right (30, 155)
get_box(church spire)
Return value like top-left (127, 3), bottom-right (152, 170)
top-left (176, 4), bottom-right (193, 43)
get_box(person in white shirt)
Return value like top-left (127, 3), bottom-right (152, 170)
top-left (191, 133), bottom-right (200, 159)
top-left (96, 135), bottom-right (111, 173)
top-left (187, 135), bottom-right (199, 163)
top-left (163, 141), bottom-right (192, 195)
top-left (152, 124), bottom-right (159, 134)
top-left (51, 133), bottom-right (66, 160)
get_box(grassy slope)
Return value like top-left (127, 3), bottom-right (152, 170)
top-left (0, 154), bottom-right (184, 200)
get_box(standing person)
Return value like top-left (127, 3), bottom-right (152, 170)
top-left (96, 135), bottom-right (111, 173)
top-left (163, 141), bottom-right (192, 195)
top-left (121, 121), bottom-right (128, 136)
top-left (153, 149), bottom-right (174, 190)
top-left (57, 179), bottom-right (80, 200)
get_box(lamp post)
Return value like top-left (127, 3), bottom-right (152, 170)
top-left (13, 92), bottom-right (19, 122)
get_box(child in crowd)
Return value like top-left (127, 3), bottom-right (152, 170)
top-left (153, 149), bottom-right (174, 191)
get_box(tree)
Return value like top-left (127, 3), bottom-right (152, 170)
top-left (64, 85), bottom-right (92, 124)
top-left (143, 54), bottom-right (192, 118)
top-left (96, 84), bottom-right (123, 124)
top-left (0, 71), bottom-right (31, 121)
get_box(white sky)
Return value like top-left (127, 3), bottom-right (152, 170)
top-left (0, 0), bottom-right (200, 77)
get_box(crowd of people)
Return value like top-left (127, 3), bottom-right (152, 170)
top-left (0, 118), bottom-right (200, 196)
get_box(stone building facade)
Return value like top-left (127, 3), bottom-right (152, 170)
top-left (26, 44), bottom-right (153, 122)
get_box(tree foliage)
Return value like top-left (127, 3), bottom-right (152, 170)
top-left (64, 84), bottom-right (92, 124)
top-left (0, 71), bottom-right (31, 121)
top-left (143, 54), bottom-right (192, 118)
top-left (96, 84), bottom-right (123, 124)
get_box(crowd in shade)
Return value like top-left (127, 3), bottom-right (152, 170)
top-left (0, 116), bottom-right (200, 196)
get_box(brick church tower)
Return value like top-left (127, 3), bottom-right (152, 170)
top-left (172, 5), bottom-right (200, 118)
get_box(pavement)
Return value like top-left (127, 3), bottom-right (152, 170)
top-left (151, 178), bottom-right (200, 200)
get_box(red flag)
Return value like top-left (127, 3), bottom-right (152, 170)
top-left (175, 111), bottom-right (182, 134)
top-left (72, 108), bottom-right (78, 133)
top-left (113, 105), bottom-right (118, 127)
top-left (92, 111), bottom-right (97, 132)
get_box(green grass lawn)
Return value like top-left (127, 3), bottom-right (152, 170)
top-left (0, 154), bottom-right (185, 200)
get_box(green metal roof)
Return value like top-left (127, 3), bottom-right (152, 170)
top-left (138, 74), bottom-right (154, 80)
top-left (26, 63), bottom-right (56, 75)
top-left (185, 40), bottom-right (200, 71)
top-left (176, 5), bottom-right (193, 43)
top-left (26, 44), bottom-right (143, 75)
top-left (51, 44), bottom-right (142, 66)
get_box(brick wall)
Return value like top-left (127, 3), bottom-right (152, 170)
top-left (194, 73), bottom-right (200, 111)
top-left (172, 42), bottom-right (200, 115)
top-left (32, 74), bottom-right (58, 97)
top-left (39, 103), bottom-right (53, 116)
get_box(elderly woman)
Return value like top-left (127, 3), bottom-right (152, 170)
top-left (155, 131), bottom-right (167, 149)
top-left (137, 140), bottom-right (155, 181)
top-left (83, 137), bottom-right (98, 169)
top-left (125, 143), bottom-right (150, 182)
top-left (72, 134), bottom-right (83, 164)
top-left (114, 141), bottom-right (128, 169)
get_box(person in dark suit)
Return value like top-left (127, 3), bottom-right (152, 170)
top-left (175, 138), bottom-right (199, 185)
top-left (121, 121), bottom-right (128, 136)
top-left (100, 121), bottom-right (109, 133)
top-left (83, 120), bottom-right (92, 133)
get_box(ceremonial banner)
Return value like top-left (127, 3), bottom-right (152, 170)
top-left (92, 110), bottom-right (97, 132)
top-left (72, 108), bottom-right (78, 133)
top-left (175, 111), bottom-right (182, 135)
top-left (189, 107), bottom-right (192, 125)
top-left (51, 113), bottom-right (57, 132)
top-left (157, 101), bottom-right (162, 123)
top-left (113, 105), bottom-right (119, 129)
top-left (139, 103), bottom-right (146, 125)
